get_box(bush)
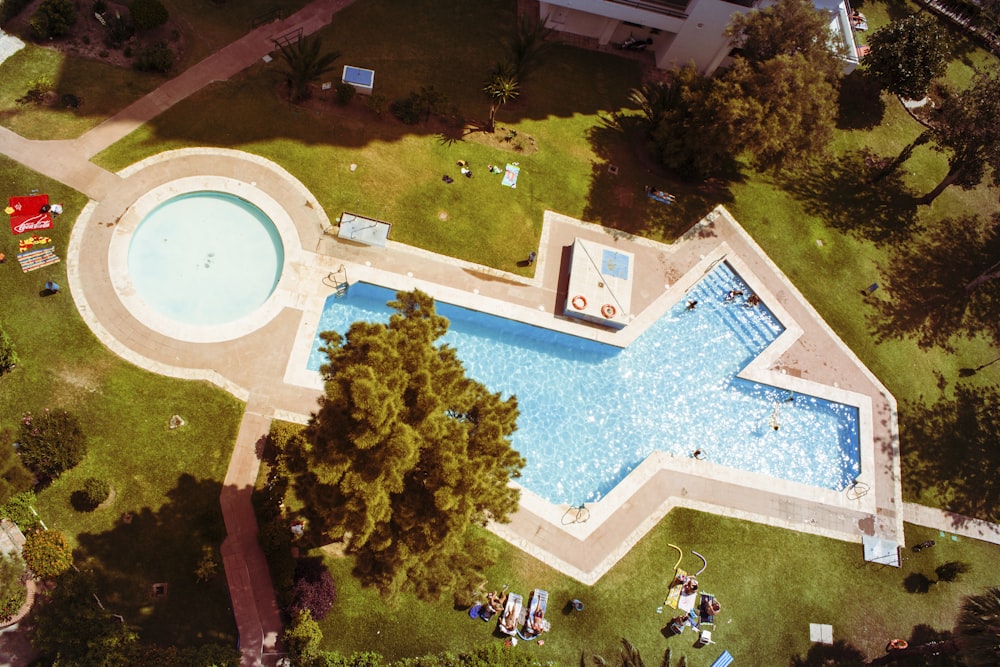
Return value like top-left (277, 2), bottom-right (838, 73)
top-left (0, 491), bottom-right (38, 531)
top-left (284, 609), bottom-right (322, 660)
top-left (128, 0), bottom-right (167, 31)
top-left (334, 81), bottom-right (356, 105)
top-left (195, 544), bottom-right (218, 582)
top-left (22, 530), bottom-right (73, 578)
top-left (287, 558), bottom-right (336, 620)
top-left (390, 96), bottom-right (420, 125)
top-left (82, 477), bottom-right (110, 508)
top-left (133, 41), bottom-right (173, 72)
top-left (17, 409), bottom-right (87, 480)
top-left (31, 0), bottom-right (77, 38)
top-left (103, 13), bottom-right (134, 49)
top-left (91, 0), bottom-right (107, 13)
top-left (0, 329), bottom-right (18, 376)
top-left (366, 92), bottom-right (387, 116)
top-left (0, 553), bottom-right (26, 622)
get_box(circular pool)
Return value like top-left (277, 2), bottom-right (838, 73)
top-left (127, 191), bottom-right (284, 326)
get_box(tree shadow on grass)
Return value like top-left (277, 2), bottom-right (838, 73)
top-left (781, 150), bottom-right (920, 243)
top-left (74, 474), bottom-right (235, 648)
top-left (904, 572), bottom-right (934, 594)
top-left (582, 116), bottom-right (737, 240)
top-left (837, 71), bottom-right (886, 130)
top-left (866, 213), bottom-right (1000, 350)
top-left (789, 639), bottom-right (866, 666)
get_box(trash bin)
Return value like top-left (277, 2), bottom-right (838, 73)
top-left (572, 599), bottom-right (584, 611)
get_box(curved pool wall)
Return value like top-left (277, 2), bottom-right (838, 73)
top-left (127, 191), bottom-right (284, 326)
top-left (308, 262), bottom-right (861, 504)
top-left (109, 176), bottom-right (303, 343)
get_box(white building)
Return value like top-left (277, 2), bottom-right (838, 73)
top-left (538, 0), bottom-right (860, 74)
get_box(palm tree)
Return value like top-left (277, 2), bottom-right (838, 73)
top-left (483, 67), bottom-right (519, 133)
top-left (955, 586), bottom-right (1000, 666)
top-left (278, 35), bottom-right (341, 103)
top-left (585, 638), bottom-right (647, 667)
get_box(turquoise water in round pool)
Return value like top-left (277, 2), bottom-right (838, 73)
top-left (128, 191), bottom-right (284, 326)
top-left (308, 263), bottom-right (860, 504)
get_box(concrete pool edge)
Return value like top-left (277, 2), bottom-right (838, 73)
top-left (68, 145), bottom-right (902, 586)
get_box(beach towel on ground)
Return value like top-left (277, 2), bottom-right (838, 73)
top-left (17, 247), bottom-right (60, 272)
top-left (8, 195), bottom-right (54, 234)
top-left (501, 163), bottom-right (520, 188)
top-left (18, 235), bottom-right (52, 252)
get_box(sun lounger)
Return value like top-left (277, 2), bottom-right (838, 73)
top-left (520, 589), bottom-right (549, 639)
top-left (710, 649), bottom-right (734, 667)
top-left (700, 592), bottom-right (719, 625)
top-left (498, 592), bottom-right (522, 636)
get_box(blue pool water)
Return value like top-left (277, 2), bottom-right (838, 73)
top-left (128, 192), bottom-right (284, 326)
top-left (307, 263), bottom-right (860, 504)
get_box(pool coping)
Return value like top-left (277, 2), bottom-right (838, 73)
top-left (67, 148), bottom-right (903, 586)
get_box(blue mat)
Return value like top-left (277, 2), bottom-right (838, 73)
top-left (502, 163), bottom-right (520, 188)
top-left (710, 650), bottom-right (733, 667)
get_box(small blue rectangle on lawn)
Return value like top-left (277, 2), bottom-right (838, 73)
top-left (602, 250), bottom-right (629, 279)
top-left (343, 66), bottom-right (374, 88)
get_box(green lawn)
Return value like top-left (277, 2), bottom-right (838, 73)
top-left (299, 509), bottom-right (997, 665)
top-left (0, 155), bottom-right (242, 646)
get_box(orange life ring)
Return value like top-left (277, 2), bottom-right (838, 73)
top-left (571, 295), bottom-right (587, 310)
top-left (601, 304), bottom-right (617, 318)
top-left (888, 639), bottom-right (908, 651)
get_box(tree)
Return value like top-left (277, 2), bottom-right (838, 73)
top-left (483, 68), bottom-right (519, 132)
top-left (707, 53), bottom-right (839, 170)
top-left (504, 15), bottom-right (553, 80)
top-left (22, 529), bottom-right (74, 578)
top-left (0, 327), bottom-right (18, 376)
top-left (956, 587), bottom-right (1000, 666)
top-left (17, 408), bottom-right (87, 480)
top-left (0, 431), bottom-right (34, 507)
top-left (30, 0), bottom-right (76, 39)
top-left (30, 570), bottom-right (137, 665)
top-left (918, 72), bottom-right (1000, 205)
top-left (278, 35), bottom-right (341, 103)
top-left (291, 290), bottom-right (524, 601)
top-left (863, 13), bottom-right (950, 100)
top-left (284, 609), bottom-right (323, 661)
top-left (726, 0), bottom-right (843, 78)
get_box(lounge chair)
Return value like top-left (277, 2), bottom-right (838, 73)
top-left (520, 589), bottom-right (550, 639)
top-left (498, 592), bottom-right (522, 636)
top-left (699, 592), bottom-right (719, 625)
top-left (710, 650), bottom-right (734, 667)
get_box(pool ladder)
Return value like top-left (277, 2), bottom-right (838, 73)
top-left (324, 264), bottom-right (349, 297)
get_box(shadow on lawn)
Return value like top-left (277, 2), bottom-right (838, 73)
top-left (836, 71), bottom-right (886, 131)
top-left (582, 117), bottom-right (736, 240)
top-left (73, 473), bottom-right (235, 647)
top-left (866, 212), bottom-right (1000, 350)
top-left (781, 150), bottom-right (920, 242)
top-left (789, 639), bottom-right (866, 666)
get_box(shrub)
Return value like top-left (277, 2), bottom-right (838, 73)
top-left (128, 0), bottom-right (167, 31)
top-left (31, 0), bottom-right (77, 38)
top-left (22, 530), bottom-right (73, 578)
top-left (334, 81), bottom-right (356, 105)
top-left (17, 409), bottom-right (87, 480)
top-left (103, 13), bottom-right (134, 49)
top-left (82, 477), bottom-right (110, 508)
top-left (91, 0), bottom-right (107, 13)
top-left (284, 609), bottom-right (322, 660)
top-left (133, 41), bottom-right (173, 72)
top-left (0, 491), bottom-right (38, 531)
top-left (390, 96), bottom-right (420, 124)
top-left (0, 553), bottom-right (26, 622)
top-left (0, 329), bottom-right (18, 376)
top-left (366, 92), bottom-right (387, 116)
top-left (195, 544), bottom-right (218, 582)
top-left (287, 558), bottom-right (336, 620)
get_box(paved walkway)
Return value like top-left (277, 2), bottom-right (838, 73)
top-left (1, 1), bottom-right (998, 663)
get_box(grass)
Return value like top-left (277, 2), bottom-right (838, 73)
top-left (0, 155), bottom-right (242, 646)
top-left (298, 508), bottom-right (998, 665)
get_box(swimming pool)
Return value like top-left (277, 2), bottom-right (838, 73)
top-left (127, 191), bottom-right (284, 326)
top-left (308, 263), bottom-right (860, 504)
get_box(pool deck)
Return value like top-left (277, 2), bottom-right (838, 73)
top-left (64, 147), bottom-right (907, 577)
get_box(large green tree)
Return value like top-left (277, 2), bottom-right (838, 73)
top-left (278, 35), bottom-right (341, 103)
top-left (918, 72), bottom-right (1000, 205)
top-left (291, 290), bottom-right (524, 601)
top-left (17, 408), bottom-right (87, 481)
top-left (726, 0), bottom-right (844, 76)
top-left (863, 13), bottom-right (950, 100)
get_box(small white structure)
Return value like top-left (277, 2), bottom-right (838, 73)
top-left (564, 238), bottom-right (633, 329)
top-left (342, 65), bottom-right (375, 94)
top-left (337, 212), bottom-right (391, 247)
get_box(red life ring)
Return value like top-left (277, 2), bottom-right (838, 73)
top-left (601, 304), bottom-right (617, 318)
top-left (571, 295), bottom-right (587, 310)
